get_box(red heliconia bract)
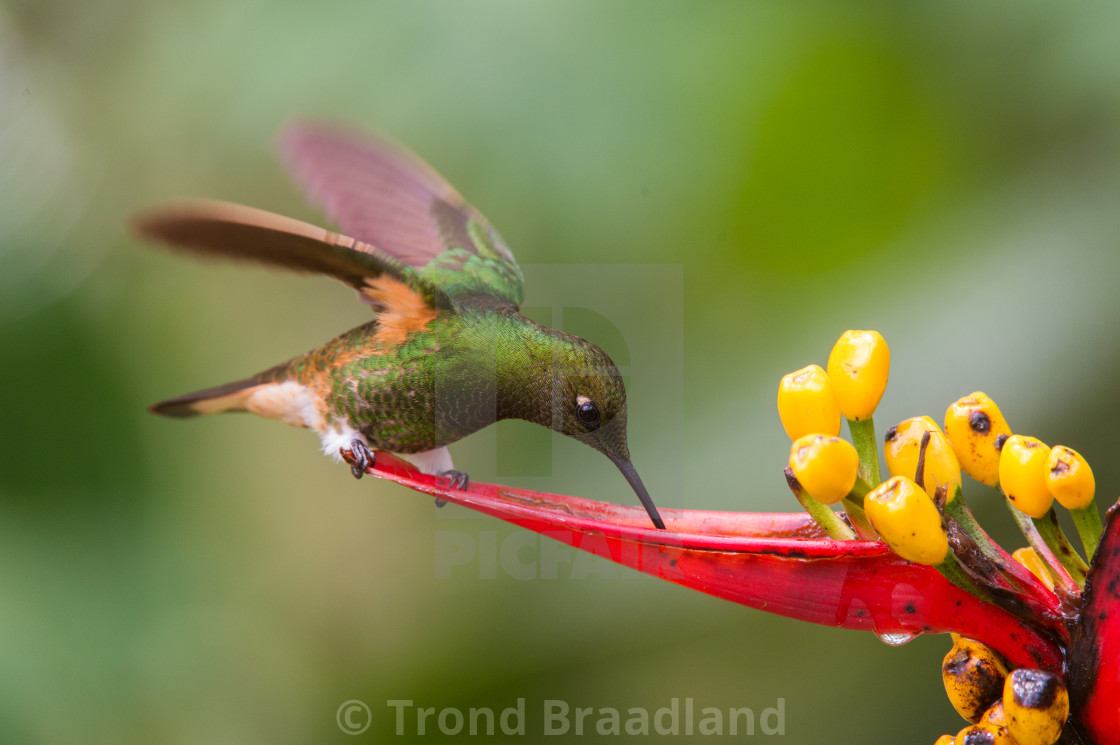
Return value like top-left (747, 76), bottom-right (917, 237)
top-left (1069, 504), bottom-right (1120, 744)
top-left (366, 454), bottom-right (1120, 744)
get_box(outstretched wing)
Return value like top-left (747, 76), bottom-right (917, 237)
top-left (133, 200), bottom-right (452, 310)
top-left (277, 121), bottom-right (525, 308)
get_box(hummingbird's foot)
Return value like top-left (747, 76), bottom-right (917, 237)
top-left (340, 439), bottom-right (375, 479)
top-left (439, 469), bottom-right (470, 491)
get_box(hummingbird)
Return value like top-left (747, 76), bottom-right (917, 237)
top-left (136, 121), bottom-right (666, 530)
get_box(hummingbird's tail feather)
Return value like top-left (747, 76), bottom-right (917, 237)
top-left (150, 374), bottom-right (274, 418)
top-left (150, 362), bottom-right (297, 418)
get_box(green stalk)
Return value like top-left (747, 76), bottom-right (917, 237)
top-left (943, 491), bottom-right (1082, 613)
top-left (935, 551), bottom-right (991, 602)
top-left (784, 468), bottom-right (856, 541)
top-left (847, 476), bottom-right (872, 504)
top-left (839, 476), bottom-right (876, 539)
top-left (1004, 502), bottom-right (1080, 596)
top-left (1028, 508), bottom-right (1088, 589)
top-left (847, 417), bottom-right (881, 487)
top-left (1070, 504), bottom-right (1103, 563)
top-left (943, 491), bottom-right (1004, 563)
top-left (841, 495), bottom-right (876, 540)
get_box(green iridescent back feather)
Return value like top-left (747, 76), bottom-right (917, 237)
top-left (419, 199), bottom-right (524, 307)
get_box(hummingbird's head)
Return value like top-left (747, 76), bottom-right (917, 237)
top-left (546, 338), bottom-right (666, 530)
top-left (548, 340), bottom-right (627, 450)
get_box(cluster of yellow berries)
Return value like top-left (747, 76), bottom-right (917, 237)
top-left (778, 330), bottom-right (1100, 573)
top-left (938, 636), bottom-right (1069, 745)
top-left (777, 330), bottom-right (1102, 744)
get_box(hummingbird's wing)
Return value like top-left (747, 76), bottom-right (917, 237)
top-left (133, 200), bottom-right (453, 310)
top-left (277, 121), bottom-right (525, 309)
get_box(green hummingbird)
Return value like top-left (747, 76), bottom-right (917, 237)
top-left (136, 121), bottom-right (665, 529)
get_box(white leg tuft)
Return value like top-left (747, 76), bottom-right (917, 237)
top-left (319, 423), bottom-right (367, 462)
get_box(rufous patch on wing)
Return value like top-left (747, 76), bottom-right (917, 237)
top-left (361, 275), bottom-right (439, 348)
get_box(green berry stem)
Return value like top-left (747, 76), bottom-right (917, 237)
top-left (1031, 510), bottom-right (1089, 587)
top-left (835, 476), bottom-right (875, 539)
top-left (1011, 505), bottom-right (1088, 589)
top-left (942, 490), bottom-right (1028, 572)
top-left (1004, 503), bottom-right (1081, 597)
top-left (943, 490), bottom-right (989, 548)
top-left (841, 495), bottom-right (877, 540)
top-left (936, 551), bottom-right (992, 603)
top-left (1070, 504), bottom-right (1103, 564)
top-left (784, 467), bottom-right (856, 541)
top-left (847, 417), bottom-right (881, 487)
top-left (942, 491), bottom-right (1063, 602)
top-left (847, 476), bottom-right (872, 504)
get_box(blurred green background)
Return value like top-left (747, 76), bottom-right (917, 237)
top-left (3, 1), bottom-right (1120, 742)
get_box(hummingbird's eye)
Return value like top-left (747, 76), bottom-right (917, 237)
top-left (576, 399), bottom-right (601, 428)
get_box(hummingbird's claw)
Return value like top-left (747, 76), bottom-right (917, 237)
top-left (439, 469), bottom-right (470, 491)
top-left (341, 439), bottom-right (375, 479)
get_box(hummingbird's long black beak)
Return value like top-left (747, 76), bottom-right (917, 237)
top-left (607, 454), bottom-right (666, 530)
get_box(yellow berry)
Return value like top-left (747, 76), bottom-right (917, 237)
top-left (979, 700), bottom-right (1008, 729)
top-left (934, 737), bottom-right (955, 745)
top-left (999, 436), bottom-right (1054, 518)
top-left (1003, 669), bottom-right (1069, 745)
top-left (1011, 547), bottom-right (1055, 592)
top-left (864, 476), bottom-right (948, 565)
top-left (826, 330), bottom-right (890, 421)
top-left (942, 636), bottom-right (1009, 723)
top-left (1044, 446), bottom-right (1095, 511)
top-left (788, 435), bottom-right (860, 506)
top-left (884, 416), bottom-right (962, 503)
top-left (777, 365), bottom-right (841, 440)
top-left (954, 723), bottom-right (1013, 744)
top-left (944, 392), bottom-right (1012, 487)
